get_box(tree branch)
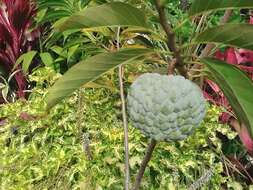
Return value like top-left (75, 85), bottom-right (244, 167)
top-left (132, 139), bottom-right (157, 190)
top-left (154, 0), bottom-right (188, 78)
top-left (117, 27), bottom-right (130, 190)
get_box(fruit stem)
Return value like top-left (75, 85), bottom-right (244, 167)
top-left (132, 139), bottom-right (157, 190)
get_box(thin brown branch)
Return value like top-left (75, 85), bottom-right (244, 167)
top-left (82, 133), bottom-right (93, 160)
top-left (199, 10), bottom-right (233, 58)
top-left (117, 27), bottom-right (130, 190)
top-left (168, 59), bottom-right (176, 75)
top-left (154, 0), bottom-right (188, 78)
top-left (189, 10), bottom-right (233, 80)
top-left (77, 89), bottom-right (93, 160)
top-left (132, 139), bottom-right (157, 190)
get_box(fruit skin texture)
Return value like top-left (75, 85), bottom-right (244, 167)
top-left (127, 73), bottom-right (206, 141)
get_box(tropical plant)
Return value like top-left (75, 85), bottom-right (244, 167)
top-left (0, 0), bottom-right (39, 101)
top-left (40, 0), bottom-right (253, 189)
top-left (36, 0), bottom-right (101, 74)
top-left (37, 0), bottom-right (90, 24)
top-left (0, 70), bottom-right (22, 103)
top-left (203, 15), bottom-right (253, 154)
top-left (0, 66), bottom-right (244, 189)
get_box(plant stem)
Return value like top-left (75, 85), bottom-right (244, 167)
top-left (116, 27), bottom-right (130, 190)
top-left (132, 139), bottom-right (157, 190)
top-left (200, 10), bottom-right (233, 58)
top-left (154, 0), bottom-right (188, 78)
top-left (189, 10), bottom-right (233, 80)
top-left (77, 89), bottom-right (93, 160)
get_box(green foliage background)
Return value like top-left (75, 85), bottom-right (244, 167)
top-left (1, 1), bottom-right (253, 189)
top-left (0, 67), bottom-right (244, 190)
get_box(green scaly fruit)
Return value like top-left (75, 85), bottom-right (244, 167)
top-left (127, 73), bottom-right (206, 141)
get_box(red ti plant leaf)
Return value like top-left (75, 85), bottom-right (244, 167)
top-left (0, 0), bottom-right (39, 100)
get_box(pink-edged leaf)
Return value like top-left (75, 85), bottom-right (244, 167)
top-left (0, 23), bottom-right (12, 46)
top-left (240, 126), bottom-right (253, 153)
top-left (219, 112), bottom-right (232, 124)
top-left (215, 50), bottom-right (225, 61)
top-left (239, 65), bottom-right (253, 72)
top-left (206, 78), bottom-right (220, 93)
top-left (225, 48), bottom-right (238, 65)
top-left (231, 119), bottom-right (253, 154)
top-left (250, 16), bottom-right (253, 24)
top-left (203, 91), bottom-right (216, 104)
top-left (237, 49), bottom-right (253, 64)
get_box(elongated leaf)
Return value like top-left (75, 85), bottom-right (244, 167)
top-left (41, 10), bottom-right (70, 23)
top-left (189, 0), bottom-right (253, 16)
top-left (38, 1), bottom-right (73, 10)
top-left (46, 48), bottom-right (153, 109)
top-left (40, 52), bottom-right (54, 67)
top-left (14, 51), bottom-right (37, 73)
top-left (55, 2), bottom-right (149, 31)
top-left (195, 24), bottom-right (253, 51)
top-left (0, 64), bottom-right (6, 76)
top-left (202, 58), bottom-right (253, 137)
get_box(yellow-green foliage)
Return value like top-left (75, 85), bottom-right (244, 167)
top-left (0, 67), bottom-right (239, 190)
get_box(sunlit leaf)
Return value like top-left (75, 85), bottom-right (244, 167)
top-left (14, 51), bottom-right (37, 73)
top-left (40, 52), bottom-right (54, 67)
top-left (195, 24), bottom-right (253, 51)
top-left (46, 48), bottom-right (154, 109)
top-left (189, 0), bottom-right (253, 16)
top-left (55, 2), bottom-right (150, 31)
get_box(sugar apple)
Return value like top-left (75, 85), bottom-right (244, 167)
top-left (127, 73), bottom-right (206, 141)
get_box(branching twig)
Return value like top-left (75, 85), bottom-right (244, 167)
top-left (154, 0), bottom-right (188, 78)
top-left (77, 89), bottom-right (93, 160)
top-left (82, 133), bottom-right (93, 160)
top-left (189, 10), bottom-right (233, 79)
top-left (132, 139), bottom-right (157, 190)
top-left (200, 10), bottom-right (233, 58)
top-left (117, 27), bottom-right (130, 190)
top-left (188, 168), bottom-right (214, 190)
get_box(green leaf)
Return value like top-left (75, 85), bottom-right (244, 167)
top-left (14, 51), bottom-right (37, 73)
top-left (40, 52), bottom-right (54, 67)
top-left (50, 46), bottom-right (64, 55)
top-left (195, 24), bottom-right (253, 51)
top-left (67, 44), bottom-right (79, 62)
top-left (189, 0), bottom-right (253, 16)
top-left (0, 82), bottom-right (5, 89)
top-left (2, 86), bottom-right (9, 103)
top-left (40, 10), bottom-right (70, 23)
top-left (202, 58), bottom-right (253, 137)
top-left (0, 64), bottom-right (6, 76)
top-left (46, 48), bottom-right (154, 109)
top-left (55, 2), bottom-right (150, 31)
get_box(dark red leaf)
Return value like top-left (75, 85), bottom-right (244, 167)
top-left (0, 23), bottom-right (12, 46)
top-left (0, 0), bottom-right (39, 99)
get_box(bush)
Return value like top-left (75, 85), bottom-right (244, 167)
top-left (0, 67), bottom-right (241, 190)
